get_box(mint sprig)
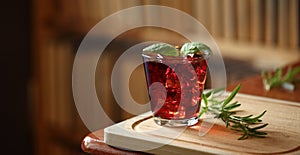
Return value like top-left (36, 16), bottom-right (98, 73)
top-left (198, 84), bottom-right (268, 140)
top-left (142, 43), bottom-right (179, 56)
top-left (180, 42), bottom-right (212, 57)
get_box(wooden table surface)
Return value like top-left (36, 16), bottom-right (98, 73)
top-left (81, 62), bottom-right (300, 155)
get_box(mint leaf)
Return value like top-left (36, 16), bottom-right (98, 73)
top-left (180, 42), bottom-right (212, 57)
top-left (142, 43), bottom-right (179, 56)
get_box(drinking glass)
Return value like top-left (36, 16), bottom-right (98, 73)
top-left (142, 50), bottom-right (210, 127)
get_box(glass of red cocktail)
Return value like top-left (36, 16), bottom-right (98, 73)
top-left (142, 43), bottom-right (210, 127)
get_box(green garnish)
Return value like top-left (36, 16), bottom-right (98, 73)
top-left (199, 84), bottom-right (268, 140)
top-left (261, 66), bottom-right (300, 91)
top-left (142, 43), bottom-right (179, 56)
top-left (180, 42), bottom-right (212, 57)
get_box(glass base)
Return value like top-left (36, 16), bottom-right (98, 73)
top-left (153, 117), bottom-right (199, 127)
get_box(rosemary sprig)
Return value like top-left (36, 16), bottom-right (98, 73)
top-left (261, 66), bottom-right (300, 91)
top-left (198, 84), bottom-right (268, 140)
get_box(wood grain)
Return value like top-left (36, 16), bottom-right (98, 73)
top-left (104, 94), bottom-right (300, 155)
top-left (82, 62), bottom-right (300, 155)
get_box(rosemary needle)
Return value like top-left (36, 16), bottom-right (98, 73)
top-left (199, 84), bottom-right (268, 140)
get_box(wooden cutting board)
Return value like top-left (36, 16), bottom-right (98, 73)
top-left (104, 93), bottom-right (300, 155)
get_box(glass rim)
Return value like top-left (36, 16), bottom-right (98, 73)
top-left (142, 51), bottom-right (211, 60)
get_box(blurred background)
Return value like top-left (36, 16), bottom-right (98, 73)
top-left (1, 0), bottom-right (299, 155)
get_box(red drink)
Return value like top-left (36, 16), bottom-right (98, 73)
top-left (143, 54), bottom-right (208, 126)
